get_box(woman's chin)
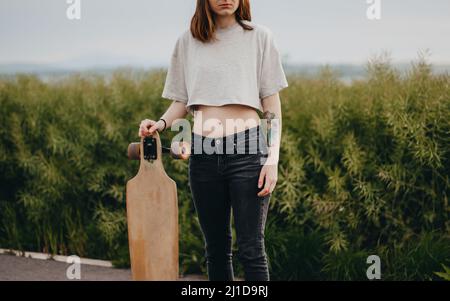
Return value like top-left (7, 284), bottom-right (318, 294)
top-left (216, 10), bottom-right (235, 16)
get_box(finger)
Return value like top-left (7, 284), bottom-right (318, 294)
top-left (147, 121), bottom-right (157, 132)
top-left (141, 124), bottom-right (151, 135)
top-left (141, 120), bottom-right (154, 128)
top-left (149, 124), bottom-right (159, 134)
top-left (258, 180), bottom-right (271, 197)
top-left (258, 169), bottom-right (266, 188)
top-left (144, 122), bottom-right (153, 131)
top-left (138, 127), bottom-right (145, 137)
top-left (269, 181), bottom-right (276, 194)
top-left (257, 187), bottom-right (269, 197)
top-left (139, 128), bottom-right (147, 137)
top-left (264, 179), bottom-right (273, 195)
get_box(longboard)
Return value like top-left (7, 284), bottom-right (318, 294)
top-left (126, 132), bottom-right (189, 280)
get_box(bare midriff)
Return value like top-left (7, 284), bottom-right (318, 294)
top-left (192, 104), bottom-right (261, 138)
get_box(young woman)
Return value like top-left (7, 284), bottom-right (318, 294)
top-left (138, 0), bottom-right (288, 281)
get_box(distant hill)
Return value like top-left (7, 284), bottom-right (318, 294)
top-left (1, 61), bottom-right (449, 83)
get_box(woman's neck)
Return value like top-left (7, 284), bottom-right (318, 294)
top-left (215, 15), bottom-right (237, 30)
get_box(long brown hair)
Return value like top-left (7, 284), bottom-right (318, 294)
top-left (191, 0), bottom-right (253, 43)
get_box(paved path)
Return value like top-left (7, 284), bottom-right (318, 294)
top-left (0, 254), bottom-right (207, 281)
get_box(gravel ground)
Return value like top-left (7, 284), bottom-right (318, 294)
top-left (0, 254), bottom-right (208, 281)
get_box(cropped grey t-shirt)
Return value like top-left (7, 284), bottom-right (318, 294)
top-left (161, 20), bottom-right (289, 114)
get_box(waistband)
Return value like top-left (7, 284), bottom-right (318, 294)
top-left (191, 125), bottom-right (266, 155)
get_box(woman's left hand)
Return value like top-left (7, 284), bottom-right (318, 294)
top-left (257, 162), bottom-right (278, 197)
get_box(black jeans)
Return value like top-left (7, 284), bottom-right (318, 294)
top-left (188, 125), bottom-right (271, 281)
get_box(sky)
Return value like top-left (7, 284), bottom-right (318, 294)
top-left (0, 0), bottom-right (449, 68)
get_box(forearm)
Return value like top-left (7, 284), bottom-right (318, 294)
top-left (159, 101), bottom-right (189, 131)
top-left (261, 94), bottom-right (282, 164)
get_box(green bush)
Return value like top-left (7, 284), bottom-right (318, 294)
top-left (0, 55), bottom-right (448, 280)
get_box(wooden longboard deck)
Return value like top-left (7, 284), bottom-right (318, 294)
top-left (126, 131), bottom-right (179, 280)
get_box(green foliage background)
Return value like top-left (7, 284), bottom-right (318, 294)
top-left (0, 55), bottom-right (449, 280)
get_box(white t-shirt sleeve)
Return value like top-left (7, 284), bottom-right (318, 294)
top-left (162, 36), bottom-right (188, 103)
top-left (259, 29), bottom-right (289, 100)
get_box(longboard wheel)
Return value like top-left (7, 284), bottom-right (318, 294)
top-left (170, 141), bottom-right (191, 160)
top-left (128, 142), bottom-right (140, 160)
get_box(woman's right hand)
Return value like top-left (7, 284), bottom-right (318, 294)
top-left (138, 119), bottom-right (164, 138)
